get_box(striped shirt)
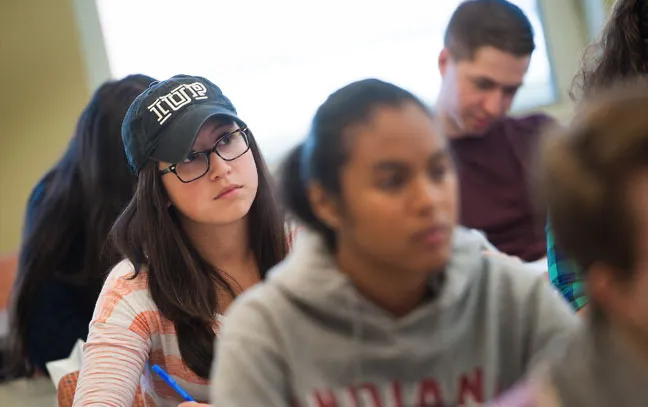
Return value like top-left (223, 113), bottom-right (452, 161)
top-left (73, 260), bottom-right (217, 406)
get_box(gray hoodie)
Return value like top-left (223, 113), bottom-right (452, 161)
top-left (211, 227), bottom-right (577, 407)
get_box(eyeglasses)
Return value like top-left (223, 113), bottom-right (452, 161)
top-left (159, 127), bottom-right (251, 183)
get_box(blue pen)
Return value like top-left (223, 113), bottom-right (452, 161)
top-left (152, 364), bottom-right (196, 402)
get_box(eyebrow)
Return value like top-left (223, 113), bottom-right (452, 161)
top-left (372, 150), bottom-right (449, 171)
top-left (472, 75), bottom-right (522, 90)
top-left (190, 123), bottom-right (237, 153)
top-left (212, 121), bottom-right (236, 133)
top-left (209, 122), bottom-right (236, 138)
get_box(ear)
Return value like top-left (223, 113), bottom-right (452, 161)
top-left (588, 262), bottom-right (632, 317)
top-left (307, 183), bottom-right (342, 231)
top-left (439, 48), bottom-right (451, 77)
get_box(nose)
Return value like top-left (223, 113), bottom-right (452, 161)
top-left (482, 89), bottom-right (506, 118)
top-left (207, 151), bottom-right (231, 180)
top-left (410, 176), bottom-right (444, 217)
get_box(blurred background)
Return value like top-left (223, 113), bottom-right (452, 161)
top-left (0, 1), bottom-right (619, 404)
top-left (0, 0), bottom-right (613, 274)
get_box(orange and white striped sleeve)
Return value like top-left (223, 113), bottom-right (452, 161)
top-left (73, 260), bottom-right (153, 406)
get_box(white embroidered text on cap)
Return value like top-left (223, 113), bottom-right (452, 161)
top-left (147, 82), bottom-right (208, 125)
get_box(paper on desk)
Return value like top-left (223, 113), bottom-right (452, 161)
top-left (45, 339), bottom-right (84, 389)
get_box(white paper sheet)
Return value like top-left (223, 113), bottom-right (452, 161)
top-left (45, 339), bottom-right (84, 389)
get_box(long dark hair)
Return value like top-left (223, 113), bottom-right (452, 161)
top-left (279, 78), bottom-right (432, 251)
top-left (570, 0), bottom-right (648, 101)
top-left (8, 74), bottom-right (156, 375)
top-left (110, 126), bottom-right (288, 379)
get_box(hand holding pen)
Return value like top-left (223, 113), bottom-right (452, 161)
top-left (151, 364), bottom-right (212, 406)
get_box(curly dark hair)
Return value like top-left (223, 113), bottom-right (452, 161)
top-left (570, 0), bottom-right (648, 102)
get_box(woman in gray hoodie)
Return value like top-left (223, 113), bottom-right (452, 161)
top-left (210, 79), bottom-right (576, 407)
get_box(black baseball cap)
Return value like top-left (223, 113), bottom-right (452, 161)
top-left (121, 74), bottom-right (245, 174)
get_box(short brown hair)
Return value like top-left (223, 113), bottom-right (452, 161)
top-left (444, 0), bottom-right (535, 60)
top-left (543, 81), bottom-right (648, 277)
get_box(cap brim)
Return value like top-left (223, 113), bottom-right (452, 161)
top-left (150, 105), bottom-right (245, 164)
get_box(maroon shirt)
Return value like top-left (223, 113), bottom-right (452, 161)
top-left (449, 114), bottom-right (553, 261)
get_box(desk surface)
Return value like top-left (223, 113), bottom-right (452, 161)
top-left (0, 377), bottom-right (57, 406)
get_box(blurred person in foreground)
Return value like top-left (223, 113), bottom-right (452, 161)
top-left (547, 0), bottom-right (648, 315)
top-left (497, 82), bottom-right (648, 407)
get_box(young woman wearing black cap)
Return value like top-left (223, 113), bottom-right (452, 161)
top-left (73, 75), bottom-right (288, 406)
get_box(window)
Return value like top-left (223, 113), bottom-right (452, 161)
top-left (96, 0), bottom-right (555, 161)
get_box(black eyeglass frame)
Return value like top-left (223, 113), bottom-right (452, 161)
top-left (159, 127), bottom-right (251, 183)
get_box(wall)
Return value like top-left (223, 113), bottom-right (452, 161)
top-left (0, 0), bottom-right (91, 255)
top-left (0, 0), bottom-right (616, 256)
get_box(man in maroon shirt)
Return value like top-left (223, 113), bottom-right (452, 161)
top-left (436, 0), bottom-right (554, 262)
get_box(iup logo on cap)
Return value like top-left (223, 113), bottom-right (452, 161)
top-left (147, 82), bottom-right (209, 125)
